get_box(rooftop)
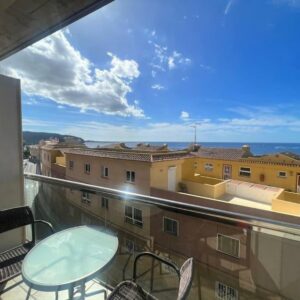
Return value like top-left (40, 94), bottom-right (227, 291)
top-left (191, 145), bottom-right (300, 166)
top-left (242, 152), bottom-right (300, 166)
top-left (41, 142), bottom-right (86, 151)
top-left (97, 142), bottom-right (170, 152)
top-left (65, 148), bottom-right (191, 162)
top-left (192, 145), bottom-right (253, 160)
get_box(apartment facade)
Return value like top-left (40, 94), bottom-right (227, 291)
top-left (64, 148), bottom-right (187, 195)
top-left (41, 146), bottom-right (64, 178)
top-left (183, 146), bottom-right (300, 193)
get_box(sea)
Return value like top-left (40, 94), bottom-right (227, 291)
top-left (84, 141), bottom-right (300, 156)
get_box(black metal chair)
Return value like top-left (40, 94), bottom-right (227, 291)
top-left (107, 252), bottom-right (194, 300)
top-left (0, 206), bottom-right (54, 286)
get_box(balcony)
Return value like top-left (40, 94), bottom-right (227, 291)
top-left (1, 173), bottom-right (300, 299)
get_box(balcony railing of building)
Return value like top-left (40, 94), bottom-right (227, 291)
top-left (3, 172), bottom-right (300, 299)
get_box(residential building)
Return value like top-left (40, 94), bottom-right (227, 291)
top-left (40, 140), bottom-right (85, 179)
top-left (64, 147), bottom-right (189, 195)
top-left (184, 145), bottom-right (300, 193)
top-left (38, 142), bottom-right (300, 217)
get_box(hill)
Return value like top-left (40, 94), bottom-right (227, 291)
top-left (23, 131), bottom-right (84, 145)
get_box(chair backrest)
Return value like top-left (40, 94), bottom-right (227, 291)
top-left (177, 257), bottom-right (194, 300)
top-left (0, 206), bottom-right (34, 234)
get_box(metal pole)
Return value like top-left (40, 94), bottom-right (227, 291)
top-left (190, 124), bottom-right (197, 146)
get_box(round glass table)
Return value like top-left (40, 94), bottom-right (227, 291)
top-left (22, 226), bottom-right (118, 299)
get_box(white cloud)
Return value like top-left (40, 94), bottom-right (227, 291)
top-left (154, 44), bottom-right (168, 65)
top-left (23, 110), bottom-right (300, 142)
top-left (151, 84), bottom-right (165, 90)
top-left (168, 51), bottom-right (191, 70)
top-left (224, 0), bottom-right (235, 15)
top-left (199, 64), bottom-right (214, 72)
top-left (227, 105), bottom-right (300, 128)
top-left (107, 52), bottom-right (140, 79)
top-left (168, 56), bottom-right (176, 70)
top-left (180, 111), bottom-right (190, 121)
top-left (0, 30), bottom-right (144, 118)
top-left (150, 43), bottom-right (191, 73)
top-left (24, 98), bottom-right (39, 106)
top-left (151, 70), bottom-right (157, 78)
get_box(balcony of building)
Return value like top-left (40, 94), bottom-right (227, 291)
top-left (1, 1), bottom-right (300, 300)
top-left (2, 173), bottom-right (300, 299)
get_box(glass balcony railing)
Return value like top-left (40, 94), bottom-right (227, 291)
top-left (23, 173), bottom-right (300, 300)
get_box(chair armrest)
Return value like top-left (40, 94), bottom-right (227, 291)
top-left (34, 220), bottom-right (54, 234)
top-left (133, 251), bottom-right (180, 282)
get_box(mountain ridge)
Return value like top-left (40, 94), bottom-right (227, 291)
top-left (23, 131), bottom-right (84, 145)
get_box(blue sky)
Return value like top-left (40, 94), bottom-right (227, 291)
top-left (1, 0), bottom-right (300, 142)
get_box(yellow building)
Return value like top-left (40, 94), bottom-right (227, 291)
top-left (183, 145), bottom-right (300, 193)
top-left (40, 140), bottom-right (85, 178)
top-left (40, 142), bottom-right (300, 216)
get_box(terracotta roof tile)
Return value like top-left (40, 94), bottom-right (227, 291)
top-left (192, 147), bottom-right (252, 160)
top-left (64, 149), bottom-right (190, 162)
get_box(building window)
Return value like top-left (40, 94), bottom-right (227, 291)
top-left (278, 171), bottom-right (287, 178)
top-left (125, 205), bottom-right (143, 227)
top-left (215, 281), bottom-right (238, 300)
top-left (47, 154), bottom-right (50, 162)
top-left (163, 217), bottom-right (178, 236)
top-left (69, 160), bottom-right (74, 170)
top-left (101, 197), bottom-right (109, 209)
top-left (101, 166), bottom-right (109, 178)
top-left (217, 234), bottom-right (240, 258)
top-left (239, 167), bottom-right (251, 177)
top-left (204, 163), bottom-right (213, 171)
top-left (126, 171), bottom-right (135, 183)
top-left (84, 163), bottom-right (91, 174)
top-left (81, 191), bottom-right (91, 205)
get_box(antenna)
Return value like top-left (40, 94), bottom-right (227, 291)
top-left (190, 122), bottom-right (201, 146)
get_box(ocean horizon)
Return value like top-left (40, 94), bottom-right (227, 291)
top-left (85, 141), bottom-right (300, 156)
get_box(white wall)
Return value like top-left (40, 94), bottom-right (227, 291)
top-left (225, 180), bottom-right (283, 204)
top-left (0, 74), bottom-right (24, 251)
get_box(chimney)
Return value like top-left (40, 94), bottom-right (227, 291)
top-left (241, 144), bottom-right (252, 158)
top-left (242, 144), bottom-right (250, 152)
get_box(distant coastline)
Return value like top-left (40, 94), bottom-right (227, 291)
top-left (85, 141), bottom-right (300, 156)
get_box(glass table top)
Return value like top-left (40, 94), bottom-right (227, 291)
top-left (22, 226), bottom-right (118, 290)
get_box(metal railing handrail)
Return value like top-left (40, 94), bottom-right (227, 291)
top-left (24, 173), bottom-right (300, 236)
